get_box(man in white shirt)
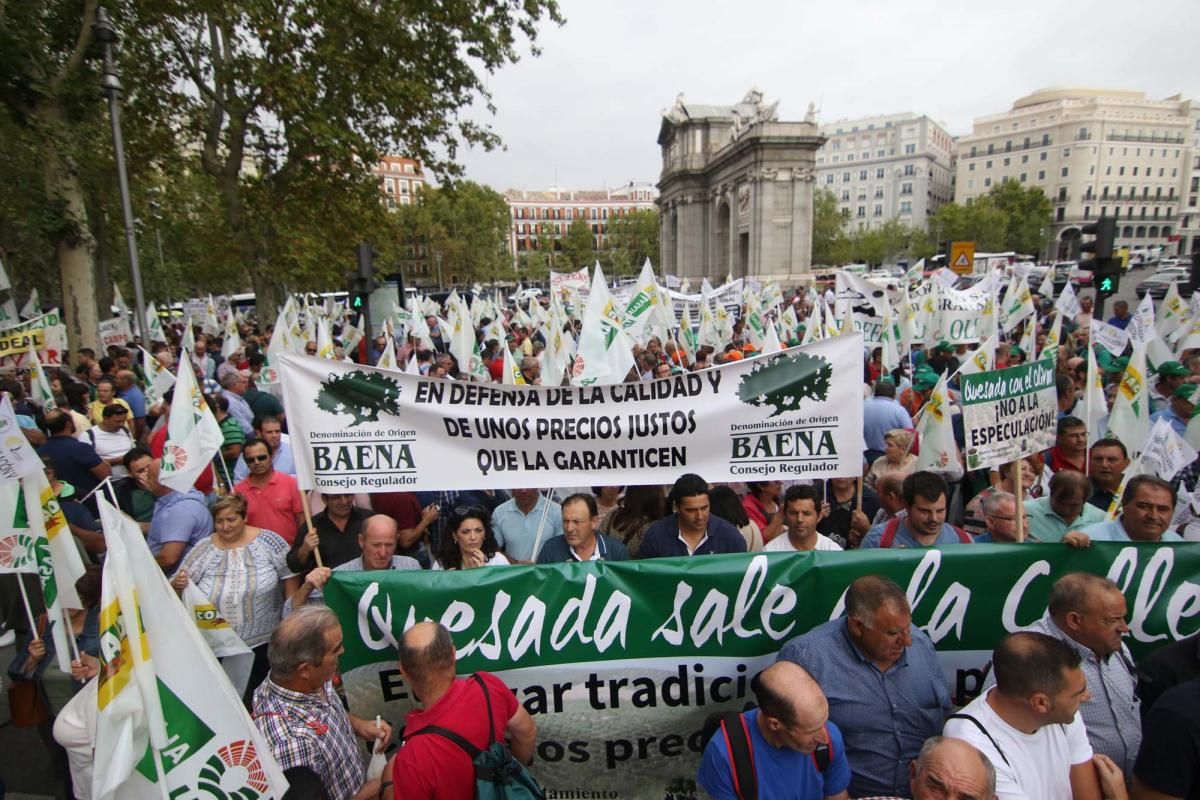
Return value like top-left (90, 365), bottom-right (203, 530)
top-left (943, 631), bottom-right (1127, 800)
top-left (764, 484), bottom-right (843, 552)
top-left (79, 404), bottom-right (134, 479)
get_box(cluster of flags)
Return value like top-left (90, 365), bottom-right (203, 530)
top-left (1, 383), bottom-right (287, 796)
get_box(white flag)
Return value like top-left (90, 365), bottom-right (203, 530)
top-left (1084, 344), bottom-right (1109, 446)
top-left (1042, 312), bottom-right (1063, 358)
top-left (1127, 292), bottom-right (1158, 345)
top-left (914, 372), bottom-right (958, 474)
top-left (158, 356), bottom-right (224, 493)
top-left (19, 288), bottom-right (40, 320)
top-left (572, 264), bottom-right (635, 386)
top-left (502, 343), bottom-right (526, 385)
top-left (20, 471), bottom-right (86, 673)
top-left (0, 394), bottom-right (42, 483)
top-left (376, 334), bottom-right (398, 371)
top-left (0, 259), bottom-right (10, 291)
top-left (1106, 344), bottom-right (1151, 461)
top-left (1141, 417), bottom-right (1198, 482)
top-left (1036, 267), bottom-right (1055, 300)
top-left (26, 343), bottom-right (56, 409)
top-left (139, 347), bottom-right (176, 407)
top-left (95, 499), bottom-right (289, 800)
top-left (1055, 282), bottom-right (1082, 320)
top-left (1158, 283), bottom-right (1189, 339)
top-left (144, 303), bottom-right (166, 344)
top-left (1001, 276), bottom-right (1035, 332)
top-left (958, 334), bottom-right (997, 378)
top-left (1090, 319), bottom-right (1130, 357)
top-left (180, 580), bottom-right (255, 697)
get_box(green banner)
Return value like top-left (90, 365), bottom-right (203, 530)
top-left (326, 545), bottom-right (1200, 799)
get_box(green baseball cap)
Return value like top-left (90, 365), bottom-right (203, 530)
top-left (1173, 383), bottom-right (1199, 402)
top-left (934, 340), bottom-right (954, 353)
top-left (1156, 360), bottom-right (1190, 377)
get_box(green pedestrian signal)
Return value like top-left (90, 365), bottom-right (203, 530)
top-left (351, 294), bottom-right (365, 309)
top-left (1099, 276), bottom-right (1115, 293)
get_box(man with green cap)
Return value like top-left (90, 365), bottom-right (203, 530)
top-left (900, 367), bottom-right (939, 418)
top-left (1150, 360), bottom-right (1190, 414)
top-left (1150, 383), bottom-right (1197, 436)
top-left (927, 340), bottom-right (959, 376)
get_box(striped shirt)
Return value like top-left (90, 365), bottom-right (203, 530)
top-left (1026, 615), bottom-right (1142, 775)
top-left (253, 678), bottom-right (365, 800)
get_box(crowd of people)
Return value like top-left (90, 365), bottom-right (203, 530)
top-left (0, 281), bottom-right (1196, 800)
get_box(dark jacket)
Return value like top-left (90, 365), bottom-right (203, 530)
top-left (638, 514), bottom-right (747, 558)
top-left (536, 533), bottom-right (629, 563)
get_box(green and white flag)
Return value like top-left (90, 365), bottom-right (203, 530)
top-left (376, 334), bottom-right (398, 371)
top-left (1158, 282), bottom-right (1188, 339)
top-left (1036, 266), bottom-right (1055, 300)
top-left (571, 264), bottom-right (634, 387)
top-left (957, 334), bottom-right (996, 379)
top-left (622, 259), bottom-right (668, 339)
top-left (1001, 275), bottom-right (1035, 332)
top-left (139, 347), bottom-right (175, 407)
top-left (502, 344), bottom-right (526, 385)
top-left (95, 498), bottom-right (290, 800)
top-left (1042, 312), bottom-right (1063, 358)
top-left (316, 316), bottom-right (335, 359)
top-left (220, 315), bottom-right (242, 359)
top-left (158, 355), bottom-right (224, 493)
top-left (19, 288), bottom-right (40, 320)
top-left (20, 471), bottom-right (86, 673)
top-left (0, 394), bottom-right (41, 484)
top-left (144, 303), bottom-right (166, 344)
top-left (202, 294), bottom-right (221, 336)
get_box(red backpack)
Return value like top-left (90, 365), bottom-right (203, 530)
top-left (879, 515), bottom-right (971, 547)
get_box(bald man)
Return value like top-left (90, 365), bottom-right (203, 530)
top-left (390, 622), bottom-right (537, 798)
top-left (698, 662), bottom-right (852, 799)
top-left (908, 737), bottom-right (998, 800)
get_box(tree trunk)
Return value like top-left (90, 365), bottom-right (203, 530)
top-left (40, 104), bottom-right (99, 354)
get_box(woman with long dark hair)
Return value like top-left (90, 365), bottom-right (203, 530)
top-left (434, 507), bottom-right (510, 570)
top-left (709, 486), bottom-right (764, 552)
top-left (600, 485), bottom-right (665, 559)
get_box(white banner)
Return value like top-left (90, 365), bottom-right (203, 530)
top-left (961, 360), bottom-right (1059, 471)
top-left (0, 308), bottom-right (67, 366)
top-left (1141, 417), bottom-right (1197, 482)
top-left (550, 268), bottom-right (590, 292)
top-left (279, 336), bottom-right (866, 492)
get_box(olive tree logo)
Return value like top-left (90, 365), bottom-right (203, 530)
top-left (315, 371), bottom-right (402, 426)
top-left (737, 350), bottom-right (832, 417)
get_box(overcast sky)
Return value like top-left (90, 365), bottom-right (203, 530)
top-left (454, 0), bottom-right (1200, 193)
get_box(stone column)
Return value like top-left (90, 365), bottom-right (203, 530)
top-left (791, 167), bottom-right (817, 277)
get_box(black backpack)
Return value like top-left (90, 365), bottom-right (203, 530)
top-left (405, 674), bottom-right (546, 800)
top-left (700, 707), bottom-right (834, 800)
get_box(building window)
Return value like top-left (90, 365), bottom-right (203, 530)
top-left (874, 188), bottom-right (884, 198)
top-left (841, 190), bottom-right (850, 201)
top-left (1061, 167), bottom-right (1069, 178)
top-left (860, 170), bottom-right (868, 180)
top-left (905, 144), bottom-right (916, 154)
top-left (1063, 148), bottom-right (1071, 158)
top-left (984, 178), bottom-right (992, 188)
top-left (857, 206), bottom-right (866, 218)
top-left (1056, 208), bottom-right (1065, 221)
top-left (969, 163), bottom-right (976, 172)
top-left (1020, 173), bottom-right (1027, 182)
top-left (987, 144), bottom-right (995, 155)
top-left (985, 160), bottom-right (992, 169)
top-left (900, 201), bottom-right (912, 214)
top-left (843, 172), bottom-right (850, 183)
top-left (901, 183), bottom-right (913, 195)
top-left (1042, 134), bottom-right (1051, 146)
top-left (874, 204), bottom-right (883, 217)
top-left (1084, 206), bottom-right (1091, 219)
top-left (904, 164), bottom-right (915, 176)
top-left (389, 163), bottom-right (400, 173)
top-left (1038, 170), bottom-right (1046, 181)
top-left (1022, 155), bottom-right (1029, 164)
top-left (876, 168), bottom-right (885, 179)
top-left (1040, 152), bottom-right (1047, 161)
top-left (825, 174), bottom-right (834, 184)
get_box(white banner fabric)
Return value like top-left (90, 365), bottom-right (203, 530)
top-left (279, 336), bottom-right (867, 493)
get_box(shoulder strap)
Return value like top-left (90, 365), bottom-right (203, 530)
top-left (87, 428), bottom-right (96, 446)
top-left (471, 673), bottom-right (498, 747)
top-left (718, 712), bottom-right (757, 800)
top-left (946, 713), bottom-right (1010, 766)
top-left (406, 724), bottom-right (483, 760)
top-left (880, 516), bottom-right (900, 548)
top-left (810, 724), bottom-right (833, 772)
top-left (953, 525), bottom-right (972, 543)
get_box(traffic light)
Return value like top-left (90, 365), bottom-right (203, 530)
top-left (349, 242), bottom-right (378, 311)
top-left (1080, 216), bottom-right (1120, 299)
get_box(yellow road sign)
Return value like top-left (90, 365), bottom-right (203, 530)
top-left (949, 241), bottom-right (975, 275)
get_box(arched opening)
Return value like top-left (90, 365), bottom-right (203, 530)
top-left (1057, 228), bottom-right (1081, 260)
top-left (1135, 226), bottom-right (1147, 238)
top-left (715, 201), bottom-right (731, 279)
top-left (1123, 226), bottom-right (1134, 238)
top-left (1149, 226), bottom-right (1160, 238)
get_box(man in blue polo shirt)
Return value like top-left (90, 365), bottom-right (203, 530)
top-left (492, 487), bottom-right (562, 563)
top-left (777, 575), bottom-right (951, 798)
top-left (859, 471), bottom-right (972, 548)
top-left (1073, 474), bottom-right (1184, 544)
top-left (697, 661), bottom-right (851, 800)
top-left (638, 474), bottom-right (747, 558)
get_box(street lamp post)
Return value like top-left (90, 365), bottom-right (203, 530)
top-left (148, 190), bottom-right (166, 273)
top-left (435, 251), bottom-right (444, 289)
top-left (93, 7), bottom-right (147, 341)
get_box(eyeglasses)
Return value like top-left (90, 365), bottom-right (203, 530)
top-left (246, 454), bottom-right (271, 463)
top-left (986, 513), bottom-right (1030, 523)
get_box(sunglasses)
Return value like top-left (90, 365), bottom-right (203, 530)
top-left (454, 505), bottom-right (488, 517)
top-left (246, 454), bottom-right (271, 463)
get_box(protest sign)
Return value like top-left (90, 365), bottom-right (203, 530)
top-left (550, 267), bottom-right (590, 293)
top-left (98, 317), bottom-right (131, 348)
top-left (0, 327), bottom-right (44, 360)
top-left (0, 309), bottom-right (67, 366)
top-left (279, 336), bottom-right (866, 493)
top-left (326, 544), bottom-right (1200, 799)
top-left (961, 360), bottom-right (1058, 471)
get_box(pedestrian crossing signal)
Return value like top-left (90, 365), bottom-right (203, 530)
top-left (351, 293), bottom-right (366, 309)
top-left (1099, 276), bottom-right (1115, 293)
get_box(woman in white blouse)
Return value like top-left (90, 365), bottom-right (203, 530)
top-left (173, 493), bottom-right (299, 705)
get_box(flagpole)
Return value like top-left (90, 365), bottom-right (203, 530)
top-left (302, 491), bottom-right (325, 569)
top-left (61, 606), bottom-right (81, 663)
top-left (16, 575), bottom-right (39, 639)
top-left (1014, 458), bottom-right (1025, 543)
top-left (528, 490), bottom-right (555, 563)
top-left (151, 747), bottom-right (173, 800)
